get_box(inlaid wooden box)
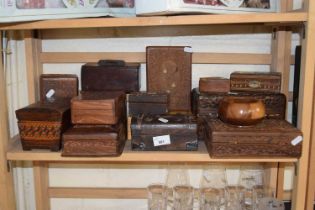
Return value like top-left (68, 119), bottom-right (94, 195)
top-left (230, 71), bottom-right (281, 93)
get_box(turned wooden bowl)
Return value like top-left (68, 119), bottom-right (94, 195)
top-left (218, 96), bottom-right (266, 126)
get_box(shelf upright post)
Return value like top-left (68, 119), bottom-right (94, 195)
top-left (291, 0), bottom-right (315, 209)
top-left (0, 32), bottom-right (17, 210)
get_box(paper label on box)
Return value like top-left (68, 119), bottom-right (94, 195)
top-left (184, 47), bottom-right (193, 53)
top-left (46, 89), bottom-right (55, 98)
top-left (153, 135), bottom-right (171, 147)
top-left (158, 117), bottom-right (168, 123)
top-left (291, 136), bottom-right (303, 146)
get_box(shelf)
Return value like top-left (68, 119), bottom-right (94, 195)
top-left (6, 137), bottom-right (298, 163)
top-left (0, 12), bottom-right (307, 30)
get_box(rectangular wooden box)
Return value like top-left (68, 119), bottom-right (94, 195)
top-left (62, 123), bottom-right (126, 157)
top-left (230, 71), bottom-right (281, 93)
top-left (199, 77), bottom-right (230, 93)
top-left (15, 100), bottom-right (71, 151)
top-left (71, 91), bottom-right (126, 125)
top-left (127, 92), bottom-right (169, 116)
top-left (40, 74), bottom-right (78, 102)
top-left (146, 46), bottom-right (192, 112)
top-left (131, 114), bottom-right (198, 151)
top-left (204, 118), bottom-right (302, 158)
top-left (81, 60), bottom-right (140, 93)
top-left (192, 88), bottom-right (286, 119)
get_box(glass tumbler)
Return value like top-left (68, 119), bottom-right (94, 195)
top-left (147, 184), bottom-right (168, 210)
top-left (173, 185), bottom-right (194, 210)
top-left (200, 187), bottom-right (225, 210)
top-left (226, 186), bottom-right (245, 210)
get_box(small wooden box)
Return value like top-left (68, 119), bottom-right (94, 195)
top-left (199, 77), bottom-right (230, 93)
top-left (131, 114), bottom-right (198, 151)
top-left (62, 123), bottom-right (126, 157)
top-left (81, 60), bottom-right (140, 93)
top-left (71, 91), bottom-right (126, 125)
top-left (40, 74), bottom-right (78, 102)
top-left (15, 100), bottom-right (71, 151)
top-left (230, 72), bottom-right (281, 93)
top-left (204, 118), bottom-right (302, 158)
top-left (127, 92), bottom-right (169, 116)
top-left (192, 88), bottom-right (286, 120)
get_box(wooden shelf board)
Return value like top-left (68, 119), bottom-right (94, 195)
top-left (0, 12), bottom-right (307, 30)
top-left (6, 137), bottom-right (298, 163)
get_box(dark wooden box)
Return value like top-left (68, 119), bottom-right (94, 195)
top-left (199, 77), bottom-right (230, 93)
top-left (230, 71), bottom-right (281, 93)
top-left (15, 100), bottom-right (71, 151)
top-left (146, 46), bottom-right (192, 112)
top-left (127, 92), bottom-right (169, 116)
top-left (192, 88), bottom-right (286, 120)
top-left (40, 74), bottom-right (78, 102)
top-left (204, 118), bottom-right (302, 158)
top-left (131, 114), bottom-right (198, 151)
top-left (62, 123), bottom-right (126, 157)
top-left (71, 91), bottom-right (126, 125)
top-left (81, 60), bottom-right (140, 93)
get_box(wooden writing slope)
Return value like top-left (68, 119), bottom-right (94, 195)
top-left (0, 1), bottom-right (315, 209)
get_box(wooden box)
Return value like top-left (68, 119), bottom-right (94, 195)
top-left (15, 100), bottom-right (71, 151)
top-left (81, 60), bottom-right (140, 93)
top-left (62, 123), bottom-right (126, 157)
top-left (71, 91), bottom-right (126, 125)
top-left (230, 71), bottom-right (281, 93)
top-left (146, 46), bottom-right (192, 112)
top-left (127, 92), bottom-right (169, 116)
top-left (40, 74), bottom-right (78, 101)
top-left (192, 88), bottom-right (286, 120)
top-left (199, 77), bottom-right (230, 93)
top-left (131, 114), bottom-right (198, 151)
top-left (204, 118), bottom-right (302, 158)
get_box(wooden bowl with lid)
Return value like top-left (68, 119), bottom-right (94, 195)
top-left (218, 96), bottom-right (266, 126)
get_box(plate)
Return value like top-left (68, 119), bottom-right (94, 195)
top-left (62, 0), bottom-right (99, 8)
top-left (220, 0), bottom-right (244, 7)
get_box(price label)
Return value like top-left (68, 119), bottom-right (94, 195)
top-left (46, 89), bottom-right (55, 98)
top-left (291, 135), bottom-right (303, 146)
top-left (184, 47), bottom-right (193, 53)
top-left (153, 135), bottom-right (171, 147)
top-left (158, 117), bottom-right (168, 123)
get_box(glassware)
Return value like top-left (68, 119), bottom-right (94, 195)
top-left (225, 186), bottom-right (244, 210)
top-left (173, 185), bottom-right (194, 210)
top-left (147, 184), bottom-right (168, 210)
top-left (258, 197), bottom-right (285, 210)
top-left (239, 165), bottom-right (265, 210)
top-left (199, 165), bottom-right (227, 210)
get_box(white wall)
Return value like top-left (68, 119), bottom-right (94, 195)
top-left (5, 6), bottom-right (303, 209)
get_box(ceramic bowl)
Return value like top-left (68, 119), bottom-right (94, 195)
top-left (218, 96), bottom-right (265, 126)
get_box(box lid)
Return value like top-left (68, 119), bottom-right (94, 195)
top-left (128, 92), bottom-right (168, 103)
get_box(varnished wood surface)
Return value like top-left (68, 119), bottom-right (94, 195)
top-left (6, 137), bottom-right (298, 163)
top-left (0, 13), bottom-right (307, 31)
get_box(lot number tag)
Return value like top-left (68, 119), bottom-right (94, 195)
top-left (153, 135), bottom-right (171, 147)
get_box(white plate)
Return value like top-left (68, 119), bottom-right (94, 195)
top-left (220, 0), bottom-right (244, 8)
top-left (62, 0), bottom-right (99, 8)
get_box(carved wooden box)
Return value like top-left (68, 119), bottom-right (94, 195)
top-left (40, 74), bottom-right (78, 102)
top-left (131, 114), bottom-right (198, 151)
top-left (199, 77), bottom-right (230, 93)
top-left (71, 91), bottom-right (126, 125)
top-left (62, 123), bottom-right (126, 157)
top-left (230, 71), bottom-right (281, 93)
top-left (204, 118), bottom-right (302, 158)
top-left (192, 88), bottom-right (286, 119)
top-left (15, 100), bottom-right (71, 151)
